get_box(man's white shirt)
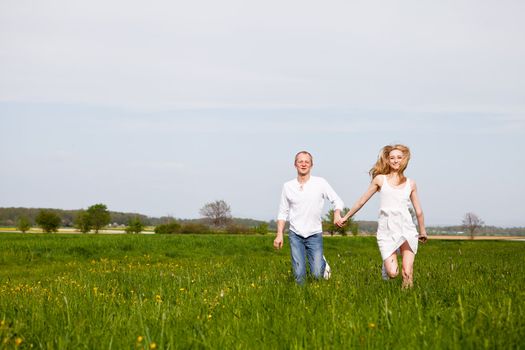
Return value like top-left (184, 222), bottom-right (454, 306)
top-left (277, 176), bottom-right (344, 238)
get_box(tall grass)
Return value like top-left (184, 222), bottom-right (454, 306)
top-left (0, 234), bottom-right (523, 349)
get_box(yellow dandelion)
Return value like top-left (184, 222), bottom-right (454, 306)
top-left (149, 342), bottom-right (157, 349)
top-left (155, 295), bottom-right (162, 303)
top-left (368, 323), bottom-right (376, 329)
top-left (137, 336), bottom-right (143, 343)
top-left (208, 314), bottom-right (212, 319)
top-left (179, 288), bottom-right (186, 292)
top-left (250, 283), bottom-right (256, 288)
top-left (15, 337), bottom-right (23, 346)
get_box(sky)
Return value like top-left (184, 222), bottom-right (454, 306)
top-left (1, 0), bottom-right (524, 227)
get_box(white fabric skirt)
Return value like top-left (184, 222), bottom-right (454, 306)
top-left (376, 211), bottom-right (419, 261)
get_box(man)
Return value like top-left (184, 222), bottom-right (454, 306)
top-left (274, 151), bottom-right (344, 284)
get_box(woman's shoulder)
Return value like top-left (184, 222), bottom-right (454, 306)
top-left (372, 174), bottom-right (385, 187)
top-left (408, 178), bottom-right (418, 190)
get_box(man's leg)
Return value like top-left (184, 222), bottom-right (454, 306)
top-left (305, 233), bottom-right (325, 280)
top-left (323, 256), bottom-right (331, 280)
top-left (289, 231), bottom-right (307, 284)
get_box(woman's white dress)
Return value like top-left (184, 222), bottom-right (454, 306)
top-left (376, 175), bottom-right (419, 261)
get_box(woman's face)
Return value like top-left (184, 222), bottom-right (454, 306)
top-left (388, 149), bottom-right (404, 171)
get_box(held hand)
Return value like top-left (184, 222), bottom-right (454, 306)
top-left (273, 235), bottom-right (283, 250)
top-left (418, 232), bottom-right (428, 243)
top-left (335, 217), bottom-right (347, 228)
top-left (334, 212), bottom-right (342, 225)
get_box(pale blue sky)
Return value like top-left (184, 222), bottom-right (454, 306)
top-left (1, 1), bottom-right (524, 226)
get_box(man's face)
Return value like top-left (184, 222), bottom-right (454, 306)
top-left (295, 153), bottom-right (312, 176)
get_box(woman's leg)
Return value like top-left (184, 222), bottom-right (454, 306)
top-left (383, 251), bottom-right (399, 279)
top-left (400, 241), bottom-right (415, 288)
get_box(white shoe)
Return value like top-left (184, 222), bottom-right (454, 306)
top-left (323, 255), bottom-right (331, 280)
top-left (381, 263), bottom-right (389, 280)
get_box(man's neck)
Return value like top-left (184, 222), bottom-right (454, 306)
top-left (297, 174), bottom-right (311, 184)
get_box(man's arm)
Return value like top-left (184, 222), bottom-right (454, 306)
top-left (274, 220), bottom-right (286, 249)
top-left (274, 186), bottom-right (289, 250)
top-left (323, 179), bottom-right (344, 222)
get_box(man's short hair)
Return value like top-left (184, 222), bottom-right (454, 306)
top-left (294, 151), bottom-right (313, 165)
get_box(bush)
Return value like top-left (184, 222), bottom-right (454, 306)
top-left (179, 223), bottom-right (210, 234)
top-left (252, 223), bottom-right (268, 235)
top-left (17, 216), bottom-right (31, 233)
top-left (154, 222), bottom-right (181, 234)
top-left (125, 217), bottom-right (144, 234)
top-left (225, 223), bottom-right (251, 234)
top-left (35, 210), bottom-right (61, 233)
top-left (74, 210), bottom-right (91, 233)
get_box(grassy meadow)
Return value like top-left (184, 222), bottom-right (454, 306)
top-left (0, 233), bottom-right (523, 349)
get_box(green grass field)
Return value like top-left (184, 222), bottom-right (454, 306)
top-left (0, 233), bottom-right (523, 349)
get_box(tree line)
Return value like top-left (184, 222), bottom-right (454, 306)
top-left (3, 204), bottom-right (522, 237)
top-left (0, 207), bottom-right (152, 227)
top-left (6, 201), bottom-right (271, 235)
top-left (8, 200), bottom-right (355, 235)
top-left (20, 204), bottom-right (144, 234)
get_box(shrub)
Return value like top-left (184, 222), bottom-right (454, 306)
top-left (35, 210), bottom-right (61, 233)
top-left (154, 222), bottom-right (181, 234)
top-left (252, 223), bottom-right (269, 235)
top-left (179, 223), bottom-right (210, 234)
top-left (17, 216), bottom-right (31, 233)
top-left (74, 210), bottom-right (91, 233)
top-left (225, 223), bottom-right (251, 234)
top-left (125, 217), bottom-right (144, 234)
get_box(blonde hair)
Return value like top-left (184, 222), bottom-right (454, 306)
top-left (294, 151), bottom-right (313, 165)
top-left (369, 144), bottom-right (411, 183)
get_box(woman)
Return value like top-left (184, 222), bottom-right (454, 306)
top-left (337, 144), bottom-right (427, 288)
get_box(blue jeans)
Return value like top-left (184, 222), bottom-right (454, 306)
top-left (289, 231), bottom-right (325, 284)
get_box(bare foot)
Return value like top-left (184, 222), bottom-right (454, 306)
top-left (401, 280), bottom-right (413, 289)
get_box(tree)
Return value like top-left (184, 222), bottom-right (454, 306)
top-left (462, 212), bottom-right (484, 240)
top-left (322, 208), bottom-right (358, 236)
top-left (74, 210), bottom-right (92, 233)
top-left (125, 217), bottom-right (144, 234)
top-left (199, 200), bottom-right (232, 227)
top-left (35, 210), bottom-right (61, 233)
top-left (87, 203), bottom-right (111, 233)
top-left (17, 216), bottom-right (31, 233)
